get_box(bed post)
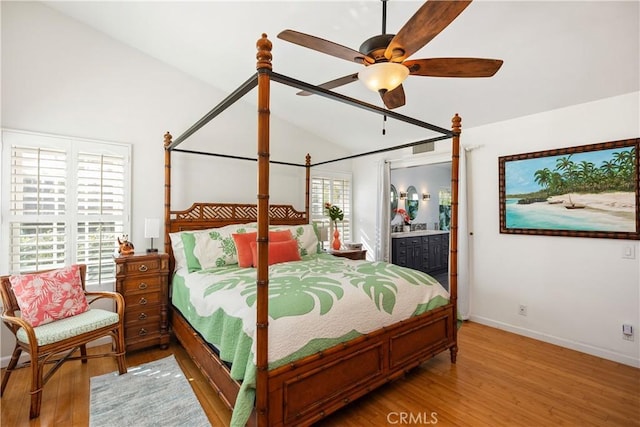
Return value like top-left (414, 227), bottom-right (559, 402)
top-left (305, 153), bottom-right (311, 221)
top-left (255, 33), bottom-right (272, 427)
top-left (163, 132), bottom-right (173, 262)
top-left (449, 114), bottom-right (461, 363)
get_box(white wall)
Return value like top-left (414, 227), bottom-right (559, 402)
top-left (354, 93), bottom-right (639, 367)
top-left (0, 1), bottom-right (350, 363)
top-left (464, 92), bottom-right (639, 367)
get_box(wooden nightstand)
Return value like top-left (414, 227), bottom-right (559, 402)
top-left (330, 249), bottom-right (367, 260)
top-left (114, 252), bottom-right (170, 352)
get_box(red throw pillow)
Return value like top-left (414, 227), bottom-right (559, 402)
top-left (233, 232), bottom-right (258, 268)
top-left (9, 265), bottom-right (89, 327)
top-left (250, 239), bottom-right (301, 266)
top-left (233, 230), bottom-right (294, 268)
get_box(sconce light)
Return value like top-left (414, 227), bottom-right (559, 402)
top-left (144, 218), bottom-right (160, 253)
top-left (422, 193), bottom-right (431, 201)
top-left (399, 191), bottom-right (407, 200)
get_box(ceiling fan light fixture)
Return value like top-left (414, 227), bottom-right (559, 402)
top-left (358, 62), bottom-right (409, 93)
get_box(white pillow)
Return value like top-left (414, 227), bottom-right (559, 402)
top-left (175, 224), bottom-right (258, 271)
top-left (169, 231), bottom-right (188, 271)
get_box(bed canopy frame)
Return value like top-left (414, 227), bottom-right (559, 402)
top-left (163, 34), bottom-right (461, 427)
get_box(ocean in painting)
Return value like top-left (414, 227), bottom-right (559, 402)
top-left (505, 198), bottom-right (635, 232)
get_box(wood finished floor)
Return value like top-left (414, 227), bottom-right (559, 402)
top-left (1, 321), bottom-right (638, 426)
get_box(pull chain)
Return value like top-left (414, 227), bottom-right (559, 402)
top-left (382, 114), bottom-right (387, 135)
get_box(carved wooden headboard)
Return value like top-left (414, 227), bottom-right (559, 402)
top-left (165, 202), bottom-right (308, 270)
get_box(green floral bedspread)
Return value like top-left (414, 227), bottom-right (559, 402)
top-left (171, 252), bottom-right (449, 426)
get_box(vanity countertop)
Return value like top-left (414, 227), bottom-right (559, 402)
top-left (391, 230), bottom-right (449, 238)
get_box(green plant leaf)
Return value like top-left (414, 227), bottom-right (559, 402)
top-left (241, 275), bottom-right (343, 319)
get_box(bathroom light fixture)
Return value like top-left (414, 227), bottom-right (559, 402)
top-left (422, 193), bottom-right (431, 201)
top-left (399, 191), bottom-right (407, 200)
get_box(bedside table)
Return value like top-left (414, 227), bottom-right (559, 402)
top-left (329, 249), bottom-right (367, 260)
top-left (114, 252), bottom-right (170, 352)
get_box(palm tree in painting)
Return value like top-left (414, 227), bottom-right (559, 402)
top-left (577, 160), bottom-right (598, 191)
top-left (532, 147), bottom-right (636, 196)
top-left (534, 168), bottom-right (552, 194)
top-left (600, 159), bottom-right (618, 182)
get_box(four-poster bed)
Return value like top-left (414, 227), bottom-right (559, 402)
top-left (163, 34), bottom-right (461, 427)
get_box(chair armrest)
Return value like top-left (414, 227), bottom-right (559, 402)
top-left (1, 313), bottom-right (39, 353)
top-left (1, 312), bottom-right (33, 333)
top-left (85, 291), bottom-right (125, 319)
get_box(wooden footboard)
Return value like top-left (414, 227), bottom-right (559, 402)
top-left (171, 303), bottom-right (455, 426)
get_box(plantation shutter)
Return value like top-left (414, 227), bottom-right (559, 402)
top-left (310, 174), bottom-right (352, 245)
top-left (2, 130), bottom-right (131, 287)
top-left (9, 147), bottom-right (68, 271)
top-left (76, 153), bottom-right (126, 285)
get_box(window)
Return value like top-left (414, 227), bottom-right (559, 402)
top-left (1, 130), bottom-right (131, 287)
top-left (310, 172), bottom-right (352, 248)
top-left (438, 189), bottom-right (451, 231)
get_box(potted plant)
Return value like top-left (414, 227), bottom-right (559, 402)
top-left (324, 202), bottom-right (344, 250)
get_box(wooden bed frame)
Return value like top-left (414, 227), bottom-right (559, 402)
top-left (163, 34), bottom-right (461, 427)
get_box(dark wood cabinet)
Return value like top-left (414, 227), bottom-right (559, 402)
top-left (392, 232), bottom-right (449, 275)
top-left (114, 253), bottom-right (170, 352)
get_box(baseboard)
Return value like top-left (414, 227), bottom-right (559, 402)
top-left (469, 315), bottom-right (640, 368)
top-left (0, 336), bottom-right (113, 369)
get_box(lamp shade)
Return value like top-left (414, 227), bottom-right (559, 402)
top-left (358, 62), bottom-right (410, 93)
top-left (144, 218), bottom-right (160, 239)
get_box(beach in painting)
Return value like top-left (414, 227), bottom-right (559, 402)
top-left (505, 191), bottom-right (635, 232)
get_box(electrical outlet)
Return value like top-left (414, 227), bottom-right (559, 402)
top-left (622, 324), bottom-right (634, 341)
top-left (518, 305), bottom-right (527, 316)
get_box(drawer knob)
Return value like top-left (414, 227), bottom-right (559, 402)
top-left (138, 265), bottom-right (148, 272)
top-left (139, 297), bottom-right (147, 305)
top-left (138, 312), bottom-right (148, 320)
top-left (138, 328), bottom-right (148, 336)
top-left (138, 282), bottom-right (148, 290)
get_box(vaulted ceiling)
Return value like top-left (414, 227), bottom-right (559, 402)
top-left (44, 1), bottom-right (639, 153)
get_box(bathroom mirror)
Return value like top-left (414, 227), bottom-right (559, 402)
top-left (405, 185), bottom-right (419, 220)
top-left (390, 184), bottom-right (398, 216)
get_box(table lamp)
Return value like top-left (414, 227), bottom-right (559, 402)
top-left (144, 218), bottom-right (160, 253)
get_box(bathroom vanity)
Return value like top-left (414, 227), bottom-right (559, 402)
top-left (391, 230), bottom-right (449, 275)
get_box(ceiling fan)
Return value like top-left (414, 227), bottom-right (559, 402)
top-left (278, 0), bottom-right (503, 109)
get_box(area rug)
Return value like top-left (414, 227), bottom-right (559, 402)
top-left (90, 355), bottom-right (210, 427)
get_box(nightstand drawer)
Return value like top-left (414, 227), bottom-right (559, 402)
top-left (125, 321), bottom-right (161, 340)
top-left (124, 306), bottom-right (161, 325)
top-left (124, 292), bottom-right (162, 308)
top-left (122, 276), bottom-right (162, 295)
top-left (120, 258), bottom-right (163, 276)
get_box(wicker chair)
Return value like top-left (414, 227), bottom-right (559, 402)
top-left (0, 264), bottom-right (127, 418)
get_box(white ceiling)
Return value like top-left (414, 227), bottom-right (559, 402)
top-left (44, 0), bottom-right (639, 154)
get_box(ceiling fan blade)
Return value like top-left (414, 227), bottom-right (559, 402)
top-left (405, 58), bottom-right (503, 77)
top-left (278, 29), bottom-right (374, 64)
top-left (382, 85), bottom-right (406, 109)
top-left (384, 0), bottom-right (472, 62)
top-left (297, 73), bottom-right (360, 96)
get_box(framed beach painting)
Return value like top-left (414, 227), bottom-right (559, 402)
top-left (499, 138), bottom-right (639, 240)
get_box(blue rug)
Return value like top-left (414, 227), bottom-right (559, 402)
top-left (90, 355), bottom-right (210, 426)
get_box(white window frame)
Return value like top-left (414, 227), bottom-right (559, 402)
top-left (1, 129), bottom-right (131, 290)
top-left (310, 170), bottom-right (352, 249)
